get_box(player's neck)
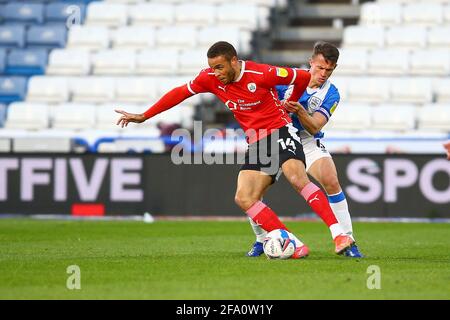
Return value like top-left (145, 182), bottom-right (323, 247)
top-left (309, 79), bottom-right (323, 89)
top-left (233, 61), bottom-right (243, 82)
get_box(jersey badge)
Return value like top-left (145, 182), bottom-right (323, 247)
top-left (247, 82), bottom-right (257, 93)
top-left (276, 68), bottom-right (288, 78)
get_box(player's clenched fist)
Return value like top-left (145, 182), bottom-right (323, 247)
top-left (115, 109), bottom-right (146, 128)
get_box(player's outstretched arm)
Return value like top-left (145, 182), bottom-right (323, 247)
top-left (115, 110), bottom-right (146, 128)
top-left (115, 84), bottom-right (194, 128)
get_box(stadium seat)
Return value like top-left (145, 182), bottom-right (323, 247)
top-left (178, 49), bottom-right (208, 75)
top-left (92, 50), bottom-right (136, 75)
top-left (156, 76), bottom-right (191, 97)
top-left (367, 49), bottom-right (409, 76)
top-left (2, 3), bottom-right (45, 25)
top-left (95, 103), bottom-right (144, 131)
top-left (197, 26), bottom-right (241, 52)
top-left (156, 26), bottom-right (197, 49)
top-left (444, 5), bottom-right (450, 24)
top-left (0, 26), bottom-right (26, 49)
top-left (385, 26), bottom-right (427, 49)
top-left (0, 76), bottom-right (27, 104)
top-left (330, 77), bottom-right (349, 101)
top-left (66, 25), bottom-right (110, 50)
top-left (433, 78), bottom-right (450, 103)
top-left (112, 26), bottom-right (155, 50)
top-left (427, 27), bottom-right (450, 48)
top-left (417, 104), bottom-right (450, 132)
top-left (128, 3), bottom-right (174, 27)
top-left (52, 103), bottom-right (96, 130)
top-left (45, 2), bottom-right (87, 24)
top-left (403, 3), bottom-right (444, 26)
top-left (333, 48), bottom-right (367, 75)
top-left (360, 3), bottom-right (402, 26)
top-left (26, 76), bottom-right (70, 103)
top-left (0, 103), bottom-right (6, 127)
top-left (410, 50), bottom-right (450, 76)
top-left (4, 102), bottom-right (49, 130)
top-left (46, 49), bottom-right (91, 75)
top-left (70, 77), bottom-right (115, 103)
top-left (5, 49), bottom-right (48, 76)
top-left (371, 104), bottom-right (417, 131)
top-left (26, 25), bottom-right (67, 49)
top-left (0, 49), bottom-right (5, 73)
top-left (342, 26), bottom-right (384, 49)
top-left (325, 103), bottom-right (372, 131)
top-left (346, 77), bottom-right (390, 103)
top-left (115, 77), bottom-right (158, 103)
top-left (175, 4), bottom-right (216, 27)
top-left (390, 78), bottom-right (433, 104)
top-left (216, 4), bottom-right (258, 30)
top-left (85, 2), bottom-right (128, 28)
top-left (135, 49), bottom-right (179, 75)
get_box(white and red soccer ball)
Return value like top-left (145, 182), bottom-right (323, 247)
top-left (263, 229), bottom-right (296, 259)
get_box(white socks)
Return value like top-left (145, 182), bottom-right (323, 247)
top-left (328, 191), bottom-right (355, 241)
top-left (248, 217), bottom-right (267, 243)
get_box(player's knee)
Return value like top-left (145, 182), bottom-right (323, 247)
top-left (234, 193), bottom-right (258, 211)
top-left (323, 176), bottom-right (341, 193)
top-left (286, 173), bottom-right (310, 192)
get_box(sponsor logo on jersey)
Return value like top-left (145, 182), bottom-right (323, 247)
top-left (308, 96), bottom-right (322, 113)
top-left (276, 67), bottom-right (288, 78)
top-left (247, 82), bottom-right (257, 93)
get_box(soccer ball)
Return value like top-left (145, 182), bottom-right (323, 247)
top-left (263, 229), bottom-right (296, 259)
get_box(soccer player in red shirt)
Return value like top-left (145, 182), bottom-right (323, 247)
top-left (116, 41), bottom-right (354, 258)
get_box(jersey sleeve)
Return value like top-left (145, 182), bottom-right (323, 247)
top-left (262, 65), bottom-right (300, 87)
top-left (262, 65), bottom-right (310, 102)
top-left (316, 88), bottom-right (340, 121)
top-left (186, 69), bottom-right (212, 95)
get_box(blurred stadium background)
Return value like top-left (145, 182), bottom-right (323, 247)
top-left (0, 0), bottom-right (449, 219)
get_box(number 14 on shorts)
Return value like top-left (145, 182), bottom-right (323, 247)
top-left (278, 138), bottom-right (297, 152)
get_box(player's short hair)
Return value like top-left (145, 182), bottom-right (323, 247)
top-left (312, 41), bottom-right (339, 64)
top-left (207, 41), bottom-right (238, 61)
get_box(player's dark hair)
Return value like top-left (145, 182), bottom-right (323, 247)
top-left (312, 41), bottom-right (339, 64)
top-left (207, 41), bottom-right (238, 61)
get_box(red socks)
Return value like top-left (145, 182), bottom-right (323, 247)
top-left (300, 182), bottom-right (338, 227)
top-left (246, 201), bottom-right (288, 232)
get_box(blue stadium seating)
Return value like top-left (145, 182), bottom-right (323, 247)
top-left (26, 25), bottom-right (67, 48)
top-left (0, 49), bottom-right (5, 73)
top-left (2, 3), bottom-right (45, 25)
top-left (0, 25), bottom-right (26, 48)
top-left (5, 49), bottom-right (48, 76)
top-left (45, 2), bottom-right (86, 24)
top-left (0, 76), bottom-right (27, 104)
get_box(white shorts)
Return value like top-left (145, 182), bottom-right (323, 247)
top-left (297, 131), bottom-right (332, 171)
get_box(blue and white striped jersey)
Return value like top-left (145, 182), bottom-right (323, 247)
top-left (277, 79), bottom-right (340, 139)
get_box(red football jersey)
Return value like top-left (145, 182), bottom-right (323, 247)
top-left (187, 60), bottom-right (310, 143)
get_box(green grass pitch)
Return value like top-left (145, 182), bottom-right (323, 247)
top-left (0, 218), bottom-right (449, 300)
